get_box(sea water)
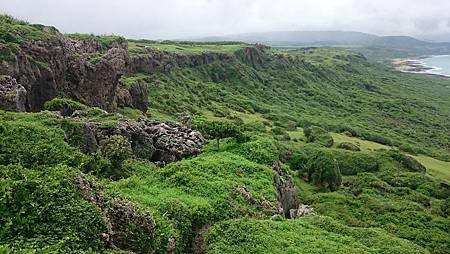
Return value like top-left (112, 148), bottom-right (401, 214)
top-left (420, 55), bottom-right (450, 77)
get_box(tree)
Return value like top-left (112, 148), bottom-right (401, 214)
top-left (193, 118), bottom-right (245, 150)
top-left (304, 126), bottom-right (334, 147)
top-left (306, 150), bottom-right (342, 191)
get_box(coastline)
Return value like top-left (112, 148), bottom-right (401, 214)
top-left (392, 56), bottom-right (450, 78)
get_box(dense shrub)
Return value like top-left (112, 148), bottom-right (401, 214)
top-left (331, 150), bottom-right (380, 175)
top-left (388, 150), bottom-right (426, 173)
top-left (337, 142), bottom-right (360, 151)
top-left (0, 121), bottom-right (85, 168)
top-left (271, 127), bottom-right (291, 141)
top-left (0, 164), bottom-right (107, 251)
top-left (304, 126), bottom-right (334, 147)
top-left (234, 138), bottom-right (279, 164)
top-left (99, 135), bottom-right (133, 179)
top-left (297, 150), bottom-right (342, 191)
top-left (113, 153), bottom-right (277, 252)
top-left (193, 118), bottom-right (245, 149)
top-left (205, 216), bottom-right (427, 254)
top-left (43, 98), bottom-right (88, 112)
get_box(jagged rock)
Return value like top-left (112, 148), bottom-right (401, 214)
top-left (0, 75), bottom-right (27, 112)
top-left (130, 48), bottom-right (232, 74)
top-left (273, 161), bottom-right (300, 218)
top-left (235, 44), bottom-right (270, 68)
top-left (97, 119), bottom-right (204, 165)
top-left (107, 199), bottom-right (155, 250)
top-left (177, 112), bottom-right (193, 128)
top-left (114, 80), bottom-right (150, 112)
top-left (75, 174), bottom-right (157, 252)
top-left (65, 42), bottom-right (129, 111)
top-left (238, 185), bottom-right (278, 212)
top-left (141, 120), bottom-right (205, 165)
top-left (81, 123), bottom-right (98, 154)
top-left (289, 204), bottom-right (314, 219)
top-left (167, 237), bottom-right (177, 254)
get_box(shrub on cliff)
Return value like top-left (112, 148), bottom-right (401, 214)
top-left (99, 135), bottom-right (133, 179)
top-left (43, 98), bottom-right (87, 112)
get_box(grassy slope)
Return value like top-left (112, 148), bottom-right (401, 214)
top-left (127, 47), bottom-right (450, 160)
top-left (206, 216), bottom-right (429, 254)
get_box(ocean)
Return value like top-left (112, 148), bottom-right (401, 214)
top-left (420, 55), bottom-right (450, 77)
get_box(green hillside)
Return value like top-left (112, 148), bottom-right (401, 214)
top-left (0, 16), bottom-right (449, 253)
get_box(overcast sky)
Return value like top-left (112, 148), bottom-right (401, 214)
top-left (3, 0), bottom-right (450, 40)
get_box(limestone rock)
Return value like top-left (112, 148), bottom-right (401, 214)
top-left (273, 161), bottom-right (300, 218)
top-left (0, 75), bottom-right (27, 112)
top-left (97, 119), bottom-right (204, 165)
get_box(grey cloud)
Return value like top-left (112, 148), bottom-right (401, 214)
top-left (2, 0), bottom-right (450, 39)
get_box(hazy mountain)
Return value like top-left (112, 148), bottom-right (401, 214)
top-left (194, 31), bottom-right (450, 56)
top-left (197, 31), bottom-right (378, 45)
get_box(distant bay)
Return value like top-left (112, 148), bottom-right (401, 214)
top-left (393, 55), bottom-right (450, 77)
top-left (420, 55), bottom-right (450, 77)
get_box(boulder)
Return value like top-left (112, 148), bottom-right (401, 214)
top-left (81, 123), bottom-right (98, 154)
top-left (0, 75), bottom-right (27, 111)
top-left (97, 119), bottom-right (204, 165)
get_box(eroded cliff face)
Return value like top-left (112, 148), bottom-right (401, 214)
top-left (0, 34), bottom-right (130, 112)
top-left (130, 48), bottom-right (232, 74)
top-left (0, 30), bottom-right (244, 113)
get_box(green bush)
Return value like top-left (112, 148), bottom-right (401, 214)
top-left (113, 153), bottom-right (277, 252)
top-left (205, 216), bottom-right (427, 254)
top-left (193, 118), bottom-right (245, 149)
top-left (234, 138), bottom-right (279, 164)
top-left (337, 142), bottom-right (360, 151)
top-left (388, 150), bottom-right (426, 173)
top-left (331, 150), bottom-right (380, 175)
top-left (99, 135), bottom-right (133, 179)
top-left (0, 121), bottom-right (85, 168)
top-left (43, 98), bottom-right (88, 111)
top-left (304, 126), bottom-right (334, 147)
top-left (0, 164), bottom-right (107, 252)
top-left (301, 150), bottom-right (342, 191)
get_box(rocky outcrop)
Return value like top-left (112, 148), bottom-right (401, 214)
top-left (83, 119), bottom-right (204, 165)
top-left (81, 123), bottom-right (98, 154)
top-left (273, 161), bottom-right (300, 218)
top-left (0, 75), bottom-right (27, 111)
top-left (115, 80), bottom-right (149, 111)
top-left (0, 33), bottom-right (134, 112)
top-left (130, 48), bottom-right (232, 74)
top-left (235, 44), bottom-right (270, 68)
top-left (65, 41), bottom-right (129, 110)
top-left (75, 174), bottom-right (159, 252)
top-left (0, 38), bottom-right (68, 111)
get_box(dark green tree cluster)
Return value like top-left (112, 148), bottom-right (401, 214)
top-left (304, 126), bottom-right (334, 147)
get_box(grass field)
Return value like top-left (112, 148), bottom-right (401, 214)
top-left (128, 41), bottom-right (246, 55)
top-left (413, 155), bottom-right (450, 182)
